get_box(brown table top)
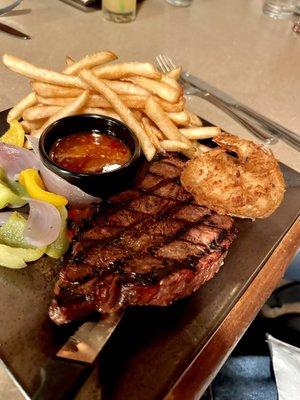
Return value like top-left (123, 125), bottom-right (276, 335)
top-left (0, 1), bottom-right (299, 399)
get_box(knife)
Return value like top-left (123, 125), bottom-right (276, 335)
top-left (0, 21), bottom-right (30, 39)
top-left (183, 72), bottom-right (300, 151)
top-left (31, 312), bottom-right (122, 400)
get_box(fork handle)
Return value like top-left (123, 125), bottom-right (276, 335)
top-left (194, 91), bottom-right (277, 144)
top-left (234, 104), bottom-right (300, 151)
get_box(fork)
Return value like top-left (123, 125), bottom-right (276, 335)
top-left (156, 54), bottom-right (299, 147)
top-left (0, 0), bottom-right (23, 17)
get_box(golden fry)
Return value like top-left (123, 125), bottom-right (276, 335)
top-left (142, 117), bottom-right (163, 152)
top-left (160, 140), bottom-right (190, 151)
top-left (7, 92), bottom-right (36, 122)
top-left (167, 111), bottom-right (190, 126)
top-left (150, 125), bottom-right (164, 140)
top-left (20, 119), bottom-right (46, 133)
top-left (93, 62), bottom-right (161, 80)
top-left (187, 111), bottom-right (203, 127)
top-left (144, 97), bottom-right (190, 144)
top-left (79, 69), bottom-right (155, 161)
top-left (22, 105), bottom-right (61, 120)
top-left (160, 140), bottom-right (198, 158)
top-left (2, 54), bottom-right (88, 89)
top-left (127, 76), bottom-right (180, 103)
top-left (63, 51), bottom-right (117, 75)
top-left (161, 75), bottom-right (183, 93)
top-left (180, 126), bottom-right (221, 139)
top-left (36, 93), bottom-right (147, 109)
top-left (152, 96), bottom-right (185, 112)
top-left (31, 82), bottom-right (83, 98)
top-left (103, 80), bottom-right (149, 96)
top-left (34, 91), bottom-right (89, 138)
top-left (166, 67), bottom-right (182, 81)
top-left (132, 110), bottom-right (143, 121)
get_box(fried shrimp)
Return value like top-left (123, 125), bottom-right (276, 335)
top-left (181, 133), bottom-right (285, 219)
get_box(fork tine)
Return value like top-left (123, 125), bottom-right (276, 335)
top-left (160, 54), bottom-right (172, 73)
top-left (165, 55), bottom-right (176, 70)
top-left (156, 55), bottom-right (167, 74)
top-left (158, 54), bottom-right (170, 73)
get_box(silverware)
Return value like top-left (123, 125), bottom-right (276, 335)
top-left (0, 20), bottom-right (30, 39)
top-left (0, 0), bottom-right (23, 16)
top-left (9, 312), bottom-right (122, 400)
top-left (156, 54), bottom-right (300, 150)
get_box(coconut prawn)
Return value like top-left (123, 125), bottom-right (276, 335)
top-left (181, 133), bottom-right (285, 219)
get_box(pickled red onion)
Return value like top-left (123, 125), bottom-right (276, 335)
top-left (24, 199), bottom-right (61, 247)
top-left (0, 142), bottom-right (39, 180)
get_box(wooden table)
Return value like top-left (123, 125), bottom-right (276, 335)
top-left (166, 218), bottom-right (300, 400)
top-left (0, 1), bottom-right (299, 399)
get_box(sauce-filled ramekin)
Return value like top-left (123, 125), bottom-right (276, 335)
top-left (39, 114), bottom-right (142, 197)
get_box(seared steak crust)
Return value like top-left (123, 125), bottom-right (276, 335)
top-left (49, 154), bottom-right (237, 324)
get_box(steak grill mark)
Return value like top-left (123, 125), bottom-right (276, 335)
top-left (50, 153), bottom-right (237, 324)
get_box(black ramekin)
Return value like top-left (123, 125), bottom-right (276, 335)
top-left (39, 114), bottom-right (142, 197)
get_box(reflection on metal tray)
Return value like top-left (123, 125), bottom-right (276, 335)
top-left (0, 109), bottom-right (299, 400)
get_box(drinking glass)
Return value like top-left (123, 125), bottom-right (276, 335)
top-left (102, 0), bottom-right (136, 23)
top-left (263, 0), bottom-right (295, 19)
top-left (166, 0), bottom-right (193, 7)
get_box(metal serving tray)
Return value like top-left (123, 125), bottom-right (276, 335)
top-left (0, 109), bottom-right (299, 400)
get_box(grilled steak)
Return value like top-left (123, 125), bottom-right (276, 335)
top-left (49, 153), bottom-right (237, 324)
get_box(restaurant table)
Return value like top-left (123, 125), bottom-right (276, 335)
top-left (0, 0), bottom-right (299, 399)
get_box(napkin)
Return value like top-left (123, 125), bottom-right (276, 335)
top-left (267, 334), bottom-right (300, 400)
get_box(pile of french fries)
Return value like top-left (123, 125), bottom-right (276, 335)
top-left (3, 51), bottom-right (221, 161)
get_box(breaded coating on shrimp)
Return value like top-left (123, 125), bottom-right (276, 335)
top-left (180, 134), bottom-right (285, 219)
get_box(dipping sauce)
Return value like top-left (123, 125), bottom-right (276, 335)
top-left (49, 131), bottom-right (132, 174)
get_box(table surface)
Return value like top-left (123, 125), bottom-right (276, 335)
top-left (0, 0), bottom-right (299, 399)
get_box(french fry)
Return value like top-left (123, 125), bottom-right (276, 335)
top-left (23, 105), bottom-right (61, 120)
top-left (187, 111), bottom-right (203, 127)
top-left (132, 110), bottom-right (143, 121)
top-left (160, 140), bottom-right (190, 151)
top-left (142, 117), bottom-right (163, 152)
top-left (166, 67), bottom-right (182, 81)
top-left (36, 94), bottom-right (110, 108)
top-left (180, 126), bottom-right (221, 139)
top-left (150, 125), bottom-right (164, 140)
top-left (20, 119), bottom-right (46, 132)
top-left (103, 80), bottom-right (149, 96)
top-left (2, 54), bottom-right (88, 89)
top-left (7, 92), bottom-right (36, 122)
top-left (167, 111), bottom-right (190, 126)
top-left (34, 91), bottom-right (89, 138)
top-left (195, 142), bottom-right (212, 152)
top-left (126, 76), bottom-right (180, 103)
top-left (153, 96), bottom-right (185, 112)
top-left (36, 94), bottom-right (147, 109)
top-left (63, 51), bottom-right (117, 75)
top-left (144, 97), bottom-right (190, 144)
top-left (31, 82), bottom-right (83, 98)
top-left (79, 69), bottom-right (155, 161)
top-left (161, 75), bottom-right (182, 93)
top-left (160, 140), bottom-right (198, 158)
top-left (93, 62), bottom-right (161, 80)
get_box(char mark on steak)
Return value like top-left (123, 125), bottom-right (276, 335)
top-left (49, 153), bottom-right (237, 324)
